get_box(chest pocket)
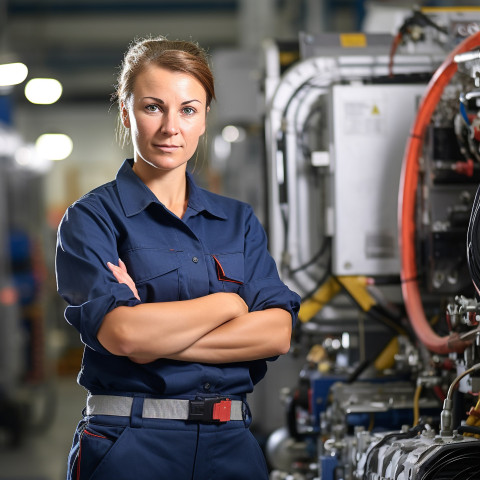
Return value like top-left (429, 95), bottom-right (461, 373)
top-left (212, 253), bottom-right (244, 293)
top-left (122, 248), bottom-right (180, 302)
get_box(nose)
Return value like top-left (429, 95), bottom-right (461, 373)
top-left (160, 111), bottom-right (179, 135)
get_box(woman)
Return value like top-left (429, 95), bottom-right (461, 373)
top-left (56, 36), bottom-right (300, 480)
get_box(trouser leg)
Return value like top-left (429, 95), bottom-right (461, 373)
top-left (193, 422), bottom-right (269, 480)
top-left (68, 417), bottom-right (199, 480)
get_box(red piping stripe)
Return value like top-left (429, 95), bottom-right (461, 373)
top-left (212, 255), bottom-right (243, 285)
top-left (76, 439), bottom-right (82, 479)
top-left (84, 429), bottom-right (107, 439)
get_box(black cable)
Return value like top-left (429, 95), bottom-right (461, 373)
top-left (346, 359), bottom-right (370, 384)
top-left (411, 9), bottom-right (448, 35)
top-left (457, 425), bottom-right (480, 436)
top-left (289, 237), bottom-right (330, 275)
top-left (366, 306), bottom-right (407, 336)
top-left (346, 331), bottom-right (399, 383)
top-left (467, 183), bottom-right (480, 296)
top-left (335, 278), bottom-right (408, 337)
top-left (297, 105), bottom-right (324, 158)
top-left (399, 8), bottom-right (448, 39)
top-left (299, 267), bottom-right (332, 303)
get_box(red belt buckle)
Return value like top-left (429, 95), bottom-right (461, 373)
top-left (212, 399), bottom-right (232, 422)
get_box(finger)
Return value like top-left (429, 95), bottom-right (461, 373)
top-left (110, 269), bottom-right (124, 283)
top-left (107, 262), bottom-right (124, 277)
top-left (107, 261), bottom-right (118, 272)
top-left (118, 258), bottom-right (128, 272)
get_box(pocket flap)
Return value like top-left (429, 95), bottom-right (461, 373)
top-left (212, 253), bottom-right (244, 284)
top-left (123, 249), bottom-right (180, 284)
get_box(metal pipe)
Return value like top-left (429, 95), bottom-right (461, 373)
top-left (440, 362), bottom-right (480, 436)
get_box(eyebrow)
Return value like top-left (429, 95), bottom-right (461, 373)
top-left (143, 96), bottom-right (202, 105)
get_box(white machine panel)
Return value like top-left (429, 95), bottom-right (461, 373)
top-left (331, 83), bottom-right (426, 276)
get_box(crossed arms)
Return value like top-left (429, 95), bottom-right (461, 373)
top-left (97, 260), bottom-right (292, 364)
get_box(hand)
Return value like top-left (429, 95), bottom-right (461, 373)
top-left (107, 259), bottom-right (140, 301)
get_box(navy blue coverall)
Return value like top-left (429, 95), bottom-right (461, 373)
top-left (56, 158), bottom-right (300, 479)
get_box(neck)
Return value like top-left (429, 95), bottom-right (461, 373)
top-left (132, 161), bottom-right (188, 218)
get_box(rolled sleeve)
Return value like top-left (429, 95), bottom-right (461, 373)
top-left (56, 199), bottom-right (140, 355)
top-left (65, 284), bottom-right (139, 355)
top-left (238, 277), bottom-right (299, 323)
top-left (240, 206), bottom-right (300, 325)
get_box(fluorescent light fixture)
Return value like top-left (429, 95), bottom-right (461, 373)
top-left (35, 133), bottom-right (73, 161)
top-left (25, 78), bottom-right (63, 104)
top-left (0, 62), bottom-right (28, 87)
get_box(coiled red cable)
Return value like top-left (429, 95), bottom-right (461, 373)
top-left (398, 31), bottom-right (480, 354)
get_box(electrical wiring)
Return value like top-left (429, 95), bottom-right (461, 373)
top-left (364, 305), bottom-right (407, 336)
top-left (388, 32), bottom-right (403, 78)
top-left (440, 363), bottom-right (480, 435)
top-left (467, 181), bottom-right (480, 296)
top-left (458, 425), bottom-right (480, 437)
top-left (299, 268), bottom-right (332, 303)
top-left (334, 275), bottom-right (409, 336)
top-left (346, 333), bottom-right (400, 383)
top-left (446, 364), bottom-right (480, 404)
top-left (459, 95), bottom-right (471, 125)
top-left (463, 397), bottom-right (480, 438)
top-left (276, 80), bottom-right (332, 293)
top-left (398, 31), bottom-right (480, 354)
top-left (388, 9), bottom-right (448, 77)
top-left (289, 238), bottom-right (330, 275)
top-left (413, 383), bottom-right (422, 426)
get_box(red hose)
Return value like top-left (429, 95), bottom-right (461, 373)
top-left (399, 31), bottom-right (480, 354)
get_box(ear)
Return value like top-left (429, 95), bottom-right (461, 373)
top-left (121, 101), bottom-right (130, 128)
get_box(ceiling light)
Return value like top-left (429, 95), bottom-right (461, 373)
top-left (35, 134), bottom-right (72, 161)
top-left (25, 78), bottom-right (63, 104)
top-left (15, 145), bottom-right (51, 173)
top-left (0, 62), bottom-right (28, 87)
top-left (221, 125), bottom-right (246, 143)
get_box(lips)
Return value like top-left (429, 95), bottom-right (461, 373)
top-left (155, 144), bottom-right (179, 152)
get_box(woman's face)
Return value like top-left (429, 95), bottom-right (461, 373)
top-left (122, 65), bottom-right (208, 174)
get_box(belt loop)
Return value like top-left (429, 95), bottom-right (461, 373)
top-left (130, 396), bottom-right (144, 428)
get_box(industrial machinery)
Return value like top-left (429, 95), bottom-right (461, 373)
top-left (263, 7), bottom-right (480, 480)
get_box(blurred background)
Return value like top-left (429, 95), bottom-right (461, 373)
top-left (1, 1), bottom-right (480, 479)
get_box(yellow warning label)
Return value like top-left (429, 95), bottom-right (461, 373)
top-left (372, 105), bottom-right (380, 115)
top-left (340, 33), bottom-right (367, 48)
top-left (279, 51), bottom-right (300, 68)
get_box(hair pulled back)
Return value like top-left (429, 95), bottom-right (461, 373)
top-left (114, 36), bottom-right (215, 146)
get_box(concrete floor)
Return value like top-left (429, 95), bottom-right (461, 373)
top-left (0, 376), bottom-right (86, 480)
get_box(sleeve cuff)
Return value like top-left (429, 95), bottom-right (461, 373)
top-left (65, 283), bottom-right (141, 355)
top-left (238, 277), bottom-right (300, 327)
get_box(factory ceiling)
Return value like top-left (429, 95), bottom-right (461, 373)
top-left (3, 0), bottom-right (241, 104)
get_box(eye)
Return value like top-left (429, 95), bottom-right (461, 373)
top-left (182, 106), bottom-right (196, 116)
top-left (145, 104), bottom-right (160, 113)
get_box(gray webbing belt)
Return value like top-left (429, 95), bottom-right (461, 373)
top-left (86, 394), bottom-right (244, 422)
